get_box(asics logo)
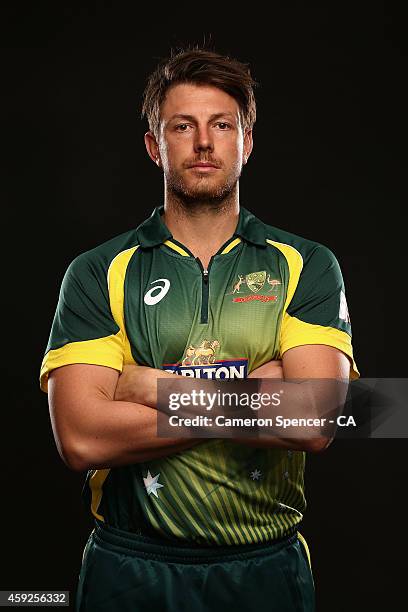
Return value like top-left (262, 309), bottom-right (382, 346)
top-left (144, 278), bottom-right (170, 305)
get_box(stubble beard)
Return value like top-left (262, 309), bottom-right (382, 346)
top-left (165, 163), bottom-right (242, 212)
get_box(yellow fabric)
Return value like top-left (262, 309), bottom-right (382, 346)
top-left (297, 531), bottom-right (312, 569)
top-left (107, 246), bottom-right (139, 366)
top-left (221, 237), bottom-right (241, 254)
top-left (40, 333), bottom-right (124, 392)
top-left (89, 469), bottom-right (111, 522)
top-left (266, 239), bottom-right (359, 379)
top-left (280, 313), bottom-right (360, 379)
top-left (40, 245), bottom-right (140, 392)
top-left (164, 240), bottom-right (190, 257)
top-left (266, 239), bottom-right (304, 312)
top-left (79, 247), bottom-right (138, 523)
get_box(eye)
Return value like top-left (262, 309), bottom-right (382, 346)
top-left (216, 122), bottom-right (231, 130)
top-left (175, 124), bottom-right (191, 132)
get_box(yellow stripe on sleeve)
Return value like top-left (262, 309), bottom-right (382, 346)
top-left (40, 333), bottom-right (124, 392)
top-left (280, 313), bottom-right (360, 379)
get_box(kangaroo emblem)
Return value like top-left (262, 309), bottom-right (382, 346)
top-left (232, 275), bottom-right (245, 293)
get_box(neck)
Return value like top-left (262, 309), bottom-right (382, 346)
top-left (162, 185), bottom-right (240, 266)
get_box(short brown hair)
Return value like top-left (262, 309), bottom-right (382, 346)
top-left (141, 46), bottom-right (258, 139)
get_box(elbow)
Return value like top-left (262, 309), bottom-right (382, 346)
top-left (305, 436), bottom-right (334, 453)
top-left (63, 451), bottom-right (90, 472)
top-left (55, 437), bottom-right (95, 472)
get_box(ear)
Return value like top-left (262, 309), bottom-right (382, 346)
top-left (144, 131), bottom-right (162, 167)
top-left (242, 129), bottom-right (253, 165)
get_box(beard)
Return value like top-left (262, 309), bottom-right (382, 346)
top-left (164, 162), bottom-right (242, 210)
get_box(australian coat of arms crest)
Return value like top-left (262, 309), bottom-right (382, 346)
top-left (231, 271), bottom-right (281, 294)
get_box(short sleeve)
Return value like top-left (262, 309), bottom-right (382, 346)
top-left (280, 245), bottom-right (359, 379)
top-left (40, 253), bottom-right (124, 392)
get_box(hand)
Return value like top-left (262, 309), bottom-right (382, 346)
top-left (114, 365), bottom-right (174, 407)
top-left (248, 359), bottom-right (283, 379)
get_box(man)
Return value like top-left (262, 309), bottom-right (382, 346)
top-left (40, 47), bottom-right (359, 611)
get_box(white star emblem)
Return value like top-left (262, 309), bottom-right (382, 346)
top-left (143, 470), bottom-right (164, 497)
top-left (250, 469), bottom-right (262, 480)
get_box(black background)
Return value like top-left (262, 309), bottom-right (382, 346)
top-left (2, 2), bottom-right (406, 610)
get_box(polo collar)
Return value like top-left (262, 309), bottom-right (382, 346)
top-left (136, 205), bottom-right (267, 248)
top-left (136, 206), bottom-right (172, 247)
top-left (234, 206), bottom-right (268, 247)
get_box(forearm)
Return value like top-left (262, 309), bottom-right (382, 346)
top-left (49, 371), bottom-right (201, 471)
top-left (76, 399), bottom-right (200, 469)
top-left (230, 378), bottom-right (346, 452)
top-left (114, 365), bottom-right (174, 408)
top-left (112, 364), bottom-right (345, 454)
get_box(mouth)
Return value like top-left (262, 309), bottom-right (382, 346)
top-left (189, 161), bottom-right (220, 168)
top-left (188, 163), bottom-right (220, 172)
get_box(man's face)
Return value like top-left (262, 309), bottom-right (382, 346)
top-left (150, 83), bottom-right (252, 206)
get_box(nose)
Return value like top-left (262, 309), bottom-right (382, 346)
top-left (194, 125), bottom-right (214, 154)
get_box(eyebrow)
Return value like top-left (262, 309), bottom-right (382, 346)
top-left (168, 112), bottom-right (237, 123)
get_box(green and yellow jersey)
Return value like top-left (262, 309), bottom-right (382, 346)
top-left (40, 206), bottom-right (359, 545)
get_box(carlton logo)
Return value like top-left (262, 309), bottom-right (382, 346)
top-left (230, 271), bottom-right (281, 303)
top-left (164, 339), bottom-right (248, 378)
top-left (164, 360), bottom-right (248, 379)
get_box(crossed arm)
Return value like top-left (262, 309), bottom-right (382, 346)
top-left (48, 345), bottom-right (350, 471)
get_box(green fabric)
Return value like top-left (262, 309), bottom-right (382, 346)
top-left (286, 243), bottom-right (350, 333)
top-left (75, 521), bottom-right (315, 611)
top-left (44, 229), bottom-right (138, 352)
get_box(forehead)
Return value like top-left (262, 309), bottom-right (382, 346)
top-left (160, 83), bottom-right (240, 121)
